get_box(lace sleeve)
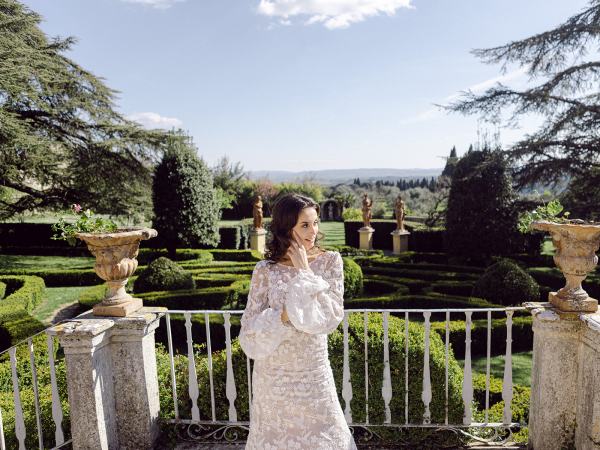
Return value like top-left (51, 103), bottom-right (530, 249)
top-left (284, 252), bottom-right (345, 335)
top-left (239, 261), bottom-right (293, 360)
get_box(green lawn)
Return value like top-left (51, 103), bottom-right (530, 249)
top-left (0, 254), bottom-right (95, 270)
top-left (319, 221), bottom-right (345, 246)
top-left (33, 286), bottom-right (90, 323)
top-left (464, 351), bottom-right (533, 387)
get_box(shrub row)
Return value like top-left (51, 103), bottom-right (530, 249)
top-left (357, 256), bottom-right (484, 275)
top-left (430, 316), bottom-right (533, 359)
top-left (0, 282), bottom-right (5, 300)
top-left (207, 249), bottom-right (263, 262)
top-left (0, 276), bottom-right (47, 351)
top-left (0, 222), bottom-right (254, 251)
top-left (472, 373), bottom-right (530, 442)
top-left (0, 268), bottom-right (101, 287)
top-left (137, 248), bottom-right (213, 265)
top-left (342, 257), bottom-right (363, 298)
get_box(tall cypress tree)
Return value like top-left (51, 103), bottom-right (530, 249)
top-left (152, 134), bottom-right (221, 257)
top-left (445, 148), bottom-right (519, 261)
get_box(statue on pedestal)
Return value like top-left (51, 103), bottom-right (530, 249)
top-left (362, 193), bottom-right (373, 229)
top-left (395, 195), bottom-right (406, 231)
top-left (253, 196), bottom-right (263, 230)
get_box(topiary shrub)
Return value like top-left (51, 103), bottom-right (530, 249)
top-left (342, 257), bottom-right (363, 298)
top-left (472, 259), bottom-right (540, 306)
top-left (152, 133), bottom-right (221, 258)
top-left (133, 257), bottom-right (195, 294)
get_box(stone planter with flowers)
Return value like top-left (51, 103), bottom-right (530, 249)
top-left (52, 204), bottom-right (157, 317)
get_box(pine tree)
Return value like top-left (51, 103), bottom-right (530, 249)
top-left (152, 134), bottom-right (221, 257)
top-left (0, 0), bottom-right (167, 219)
top-left (448, 1), bottom-right (600, 190)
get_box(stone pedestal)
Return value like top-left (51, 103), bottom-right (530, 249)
top-left (358, 227), bottom-right (374, 251)
top-left (390, 229), bottom-right (410, 254)
top-left (48, 307), bottom-right (166, 450)
top-left (525, 302), bottom-right (600, 450)
top-left (250, 228), bottom-right (266, 254)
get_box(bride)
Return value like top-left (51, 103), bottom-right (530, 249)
top-left (239, 193), bottom-right (357, 449)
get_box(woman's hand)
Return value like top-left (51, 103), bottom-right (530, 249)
top-left (286, 230), bottom-right (311, 271)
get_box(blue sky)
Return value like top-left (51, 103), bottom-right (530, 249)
top-left (24, 0), bottom-right (589, 171)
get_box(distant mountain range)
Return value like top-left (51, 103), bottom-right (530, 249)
top-left (247, 168), bottom-right (442, 185)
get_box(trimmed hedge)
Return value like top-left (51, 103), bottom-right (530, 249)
top-left (0, 276), bottom-right (47, 351)
top-left (137, 248), bottom-right (213, 265)
top-left (208, 249), bottom-right (263, 262)
top-left (429, 280), bottom-right (475, 297)
top-left (361, 265), bottom-right (479, 282)
top-left (134, 258), bottom-right (195, 293)
top-left (405, 227), bottom-right (446, 253)
top-left (342, 257), bottom-right (363, 298)
top-left (473, 259), bottom-right (540, 306)
top-left (0, 282), bottom-right (5, 300)
top-left (431, 316), bottom-right (533, 359)
top-left (0, 334), bottom-right (70, 449)
top-left (473, 373), bottom-right (530, 442)
top-left (0, 268), bottom-right (101, 287)
top-left (346, 293), bottom-right (496, 312)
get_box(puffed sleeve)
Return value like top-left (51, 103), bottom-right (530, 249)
top-left (239, 261), bottom-right (293, 360)
top-left (284, 252), bottom-right (345, 335)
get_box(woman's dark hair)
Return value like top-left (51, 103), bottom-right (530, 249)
top-left (265, 193), bottom-right (324, 263)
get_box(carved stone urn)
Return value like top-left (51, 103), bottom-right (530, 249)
top-left (76, 227), bottom-right (157, 317)
top-left (532, 220), bottom-right (600, 312)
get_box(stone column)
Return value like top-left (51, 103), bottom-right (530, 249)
top-left (48, 307), bottom-right (166, 450)
top-left (576, 313), bottom-right (600, 449)
top-left (358, 226), bottom-right (374, 251)
top-left (526, 303), bottom-right (581, 450)
top-left (390, 230), bottom-right (410, 254)
top-left (250, 228), bottom-right (266, 254)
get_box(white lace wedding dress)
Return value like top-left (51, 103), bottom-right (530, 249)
top-left (239, 250), bottom-right (357, 450)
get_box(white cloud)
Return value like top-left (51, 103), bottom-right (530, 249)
top-left (121, 0), bottom-right (185, 10)
top-left (127, 112), bottom-right (183, 129)
top-left (400, 68), bottom-right (528, 125)
top-left (257, 0), bottom-right (413, 30)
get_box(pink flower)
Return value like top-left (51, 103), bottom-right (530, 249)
top-left (72, 204), bottom-right (82, 213)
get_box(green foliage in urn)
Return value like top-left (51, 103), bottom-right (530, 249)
top-left (517, 199), bottom-right (570, 233)
top-left (342, 256), bottom-right (363, 298)
top-left (152, 133), bottom-right (221, 257)
top-left (472, 259), bottom-right (540, 306)
top-left (133, 257), bottom-right (195, 294)
top-left (445, 149), bottom-right (520, 261)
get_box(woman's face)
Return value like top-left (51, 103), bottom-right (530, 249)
top-left (291, 207), bottom-right (319, 251)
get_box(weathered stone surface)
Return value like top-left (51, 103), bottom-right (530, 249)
top-left (48, 307), bottom-right (166, 450)
top-left (358, 227), bottom-right (374, 250)
top-left (390, 229), bottom-right (410, 254)
top-left (250, 228), bottom-right (266, 254)
top-left (525, 302), bottom-right (600, 449)
top-left (76, 227), bottom-right (157, 316)
top-left (526, 303), bottom-right (581, 450)
top-left (531, 221), bottom-right (600, 312)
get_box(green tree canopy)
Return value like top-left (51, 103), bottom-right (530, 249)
top-left (0, 0), bottom-right (167, 220)
top-left (447, 1), bottom-right (600, 191)
top-left (445, 148), bottom-right (519, 261)
top-left (152, 134), bottom-right (221, 257)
